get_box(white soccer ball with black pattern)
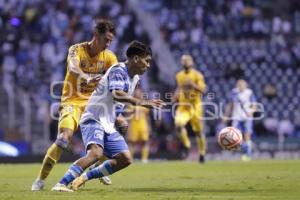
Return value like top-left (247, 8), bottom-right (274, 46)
top-left (217, 127), bottom-right (243, 150)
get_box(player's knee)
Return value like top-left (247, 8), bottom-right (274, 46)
top-left (244, 133), bottom-right (251, 141)
top-left (124, 156), bottom-right (133, 167)
top-left (87, 145), bottom-right (103, 160)
top-left (195, 131), bottom-right (204, 138)
top-left (119, 153), bottom-right (133, 168)
top-left (55, 134), bottom-right (70, 149)
top-left (55, 128), bottom-right (73, 148)
top-left (175, 125), bottom-right (183, 133)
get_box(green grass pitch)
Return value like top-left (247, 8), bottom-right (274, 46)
top-left (0, 160), bottom-right (299, 200)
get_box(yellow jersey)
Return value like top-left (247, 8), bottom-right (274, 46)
top-left (61, 42), bottom-right (117, 106)
top-left (129, 106), bottom-right (149, 124)
top-left (176, 68), bottom-right (206, 104)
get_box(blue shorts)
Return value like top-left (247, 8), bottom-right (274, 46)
top-left (80, 120), bottom-right (129, 158)
top-left (232, 120), bottom-right (253, 134)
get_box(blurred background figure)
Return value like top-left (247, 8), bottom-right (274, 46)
top-left (127, 88), bottom-right (151, 163)
top-left (224, 79), bottom-right (257, 161)
top-left (173, 54), bottom-right (206, 163)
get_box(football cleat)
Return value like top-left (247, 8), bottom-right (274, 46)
top-left (72, 176), bottom-right (86, 191)
top-left (199, 155), bottom-right (205, 164)
top-left (31, 179), bottom-right (45, 191)
top-left (100, 176), bottom-right (112, 185)
top-left (241, 155), bottom-right (251, 162)
top-left (51, 183), bottom-right (73, 192)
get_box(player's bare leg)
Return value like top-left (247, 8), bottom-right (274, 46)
top-left (32, 128), bottom-right (73, 191)
top-left (91, 115), bottom-right (128, 185)
top-left (89, 156), bottom-right (112, 185)
top-left (72, 151), bottom-right (132, 191)
top-left (89, 115), bottom-right (129, 185)
top-left (52, 144), bottom-right (104, 192)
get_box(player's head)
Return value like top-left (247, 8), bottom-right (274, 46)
top-left (236, 79), bottom-right (248, 91)
top-left (126, 40), bottom-right (152, 75)
top-left (93, 19), bottom-right (115, 50)
top-left (181, 54), bottom-right (194, 70)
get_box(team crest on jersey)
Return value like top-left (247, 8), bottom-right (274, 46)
top-left (97, 61), bottom-right (105, 72)
top-left (80, 60), bottom-right (87, 68)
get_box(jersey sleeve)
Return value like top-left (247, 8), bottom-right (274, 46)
top-left (108, 67), bottom-right (126, 91)
top-left (104, 51), bottom-right (118, 70)
top-left (229, 90), bottom-right (237, 102)
top-left (196, 72), bottom-right (206, 92)
top-left (250, 91), bottom-right (257, 103)
top-left (67, 45), bottom-right (80, 71)
top-left (175, 73), bottom-right (180, 86)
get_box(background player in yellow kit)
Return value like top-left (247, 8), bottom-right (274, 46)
top-left (32, 19), bottom-right (118, 190)
top-left (173, 54), bottom-right (206, 163)
top-left (127, 88), bottom-right (151, 163)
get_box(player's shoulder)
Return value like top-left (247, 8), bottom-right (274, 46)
top-left (176, 70), bottom-right (185, 77)
top-left (109, 63), bottom-right (127, 76)
top-left (245, 88), bottom-right (254, 95)
top-left (111, 62), bottom-right (126, 70)
top-left (194, 70), bottom-right (204, 79)
top-left (232, 88), bottom-right (239, 94)
top-left (68, 42), bottom-right (87, 57)
top-left (103, 49), bottom-right (117, 57)
top-left (69, 42), bottom-right (87, 50)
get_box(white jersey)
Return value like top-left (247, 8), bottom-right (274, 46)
top-left (80, 62), bottom-right (140, 134)
top-left (230, 88), bottom-right (256, 121)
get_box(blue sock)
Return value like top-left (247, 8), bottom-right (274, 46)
top-left (59, 164), bottom-right (83, 186)
top-left (85, 160), bottom-right (113, 180)
top-left (241, 143), bottom-right (247, 155)
top-left (246, 141), bottom-right (252, 157)
top-left (242, 141), bottom-right (252, 157)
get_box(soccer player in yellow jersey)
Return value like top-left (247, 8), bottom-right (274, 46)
top-left (127, 88), bottom-right (151, 163)
top-left (173, 54), bottom-right (206, 163)
top-left (32, 19), bottom-right (118, 191)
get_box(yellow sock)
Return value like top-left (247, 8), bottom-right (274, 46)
top-left (38, 144), bottom-right (63, 180)
top-left (196, 135), bottom-right (206, 155)
top-left (141, 145), bottom-right (149, 162)
top-left (180, 128), bottom-right (191, 149)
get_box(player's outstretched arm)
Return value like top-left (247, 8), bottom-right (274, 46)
top-left (112, 90), bottom-right (165, 110)
top-left (223, 101), bottom-right (233, 124)
top-left (183, 79), bottom-right (206, 94)
top-left (68, 57), bottom-right (102, 83)
top-left (171, 88), bottom-right (180, 104)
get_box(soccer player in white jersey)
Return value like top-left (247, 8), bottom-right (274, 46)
top-left (224, 79), bottom-right (257, 161)
top-left (51, 41), bottom-right (165, 192)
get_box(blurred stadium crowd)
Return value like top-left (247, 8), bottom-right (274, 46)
top-left (0, 0), bottom-right (300, 156)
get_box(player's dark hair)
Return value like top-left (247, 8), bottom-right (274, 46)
top-left (94, 19), bottom-right (115, 35)
top-left (126, 41), bottom-right (152, 58)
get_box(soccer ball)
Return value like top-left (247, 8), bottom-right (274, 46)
top-left (217, 127), bottom-right (243, 150)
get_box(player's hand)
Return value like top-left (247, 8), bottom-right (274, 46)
top-left (115, 115), bottom-right (128, 136)
top-left (221, 116), bottom-right (229, 125)
top-left (182, 80), bottom-right (195, 89)
top-left (90, 74), bottom-right (103, 82)
top-left (246, 110), bottom-right (255, 118)
top-left (141, 99), bottom-right (166, 109)
top-left (87, 74), bottom-right (102, 84)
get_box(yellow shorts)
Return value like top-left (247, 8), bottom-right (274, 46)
top-left (58, 105), bottom-right (85, 131)
top-left (128, 121), bottom-right (149, 142)
top-left (175, 104), bottom-right (203, 133)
